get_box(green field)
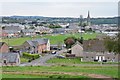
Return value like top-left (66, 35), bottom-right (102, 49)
top-left (2, 33), bottom-right (98, 46)
top-left (47, 58), bottom-right (118, 64)
top-left (2, 73), bottom-right (88, 78)
top-left (2, 65), bottom-right (118, 78)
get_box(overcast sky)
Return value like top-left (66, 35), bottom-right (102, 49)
top-left (0, 0), bottom-right (119, 18)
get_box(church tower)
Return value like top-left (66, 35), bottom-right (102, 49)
top-left (87, 11), bottom-right (91, 26)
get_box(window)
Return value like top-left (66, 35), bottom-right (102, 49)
top-left (86, 56), bottom-right (88, 58)
top-left (3, 60), bottom-right (7, 64)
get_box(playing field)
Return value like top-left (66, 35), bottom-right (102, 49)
top-left (2, 33), bottom-right (98, 46)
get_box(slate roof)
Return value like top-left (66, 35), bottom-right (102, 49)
top-left (3, 30), bottom-right (19, 34)
top-left (0, 53), bottom-right (19, 63)
top-left (3, 26), bottom-right (21, 31)
top-left (22, 29), bottom-right (35, 33)
top-left (72, 41), bottom-right (83, 47)
top-left (83, 40), bottom-right (106, 52)
top-left (0, 42), bottom-right (5, 48)
top-left (26, 39), bottom-right (49, 47)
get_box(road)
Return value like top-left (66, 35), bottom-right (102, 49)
top-left (20, 49), bottom-right (67, 66)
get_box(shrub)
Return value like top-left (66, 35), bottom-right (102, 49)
top-left (23, 52), bottom-right (40, 60)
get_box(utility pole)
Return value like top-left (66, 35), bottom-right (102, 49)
top-left (79, 15), bottom-right (83, 43)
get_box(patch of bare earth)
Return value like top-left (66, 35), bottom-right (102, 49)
top-left (3, 71), bottom-right (113, 80)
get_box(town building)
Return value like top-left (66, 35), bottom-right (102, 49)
top-left (0, 53), bottom-right (20, 66)
top-left (70, 40), bottom-right (118, 62)
top-left (20, 38), bottom-right (50, 54)
top-left (0, 42), bottom-right (9, 53)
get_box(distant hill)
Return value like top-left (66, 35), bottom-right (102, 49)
top-left (11, 16), bottom-right (44, 19)
top-left (1, 16), bottom-right (118, 24)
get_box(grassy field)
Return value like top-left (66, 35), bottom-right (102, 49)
top-left (47, 58), bottom-right (119, 64)
top-left (2, 65), bottom-right (118, 78)
top-left (1, 33), bottom-right (98, 46)
top-left (2, 73), bottom-right (88, 78)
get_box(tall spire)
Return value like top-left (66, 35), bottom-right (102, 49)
top-left (87, 11), bottom-right (90, 19)
top-left (87, 11), bottom-right (91, 26)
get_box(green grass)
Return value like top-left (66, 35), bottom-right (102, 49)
top-left (2, 66), bottom-right (118, 78)
top-left (2, 73), bottom-right (88, 78)
top-left (0, 67), bottom-right (2, 80)
top-left (47, 58), bottom-right (118, 64)
top-left (1, 33), bottom-right (99, 46)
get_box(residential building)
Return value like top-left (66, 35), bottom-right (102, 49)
top-left (70, 40), bottom-right (118, 62)
top-left (71, 41), bottom-right (83, 57)
top-left (0, 53), bottom-right (20, 66)
top-left (0, 42), bottom-right (9, 53)
top-left (21, 39), bottom-right (50, 54)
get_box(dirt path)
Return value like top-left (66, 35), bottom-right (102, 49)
top-left (3, 71), bottom-right (113, 79)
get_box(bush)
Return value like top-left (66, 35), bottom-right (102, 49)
top-left (23, 52), bottom-right (40, 60)
top-left (42, 51), bottom-right (49, 53)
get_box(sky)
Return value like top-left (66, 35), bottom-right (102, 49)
top-left (0, 0), bottom-right (119, 18)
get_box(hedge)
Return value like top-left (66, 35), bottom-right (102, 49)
top-left (23, 52), bottom-right (40, 60)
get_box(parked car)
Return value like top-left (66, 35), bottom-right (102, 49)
top-left (51, 51), bottom-right (56, 54)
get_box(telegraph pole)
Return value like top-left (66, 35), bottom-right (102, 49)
top-left (79, 15), bottom-right (83, 43)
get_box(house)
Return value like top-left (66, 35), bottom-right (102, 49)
top-left (71, 41), bottom-right (83, 57)
top-left (1, 30), bottom-right (9, 38)
top-left (83, 39), bottom-right (106, 52)
top-left (82, 52), bottom-right (119, 62)
top-left (3, 30), bottom-right (19, 38)
top-left (0, 42), bottom-right (9, 53)
top-left (35, 26), bottom-right (53, 34)
top-left (70, 40), bottom-right (119, 62)
top-left (82, 40), bottom-right (119, 62)
top-left (1, 25), bottom-right (22, 38)
top-left (22, 29), bottom-right (35, 36)
top-left (53, 28), bottom-right (65, 34)
top-left (65, 29), bottom-right (79, 34)
top-left (0, 53), bottom-right (20, 66)
top-left (21, 38), bottom-right (50, 54)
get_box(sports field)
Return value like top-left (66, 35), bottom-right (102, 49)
top-left (2, 33), bottom-right (98, 46)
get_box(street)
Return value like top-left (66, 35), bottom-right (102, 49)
top-left (20, 49), bottom-right (67, 66)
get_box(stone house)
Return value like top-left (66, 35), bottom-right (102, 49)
top-left (71, 41), bottom-right (83, 57)
top-left (0, 42), bottom-right (9, 53)
top-left (0, 53), bottom-right (20, 66)
top-left (82, 40), bottom-right (119, 62)
top-left (21, 39), bottom-right (50, 54)
top-left (70, 40), bottom-right (119, 62)
top-left (82, 52), bottom-right (119, 62)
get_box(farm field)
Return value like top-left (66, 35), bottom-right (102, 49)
top-left (1, 33), bottom-right (99, 46)
top-left (2, 65), bottom-right (118, 78)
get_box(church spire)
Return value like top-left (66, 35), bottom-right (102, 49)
top-left (87, 11), bottom-right (91, 26)
top-left (87, 11), bottom-right (90, 19)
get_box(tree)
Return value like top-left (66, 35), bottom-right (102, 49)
top-left (104, 33), bottom-right (120, 54)
top-left (78, 37), bottom-right (84, 44)
top-left (64, 37), bottom-right (84, 49)
top-left (64, 37), bottom-right (76, 49)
